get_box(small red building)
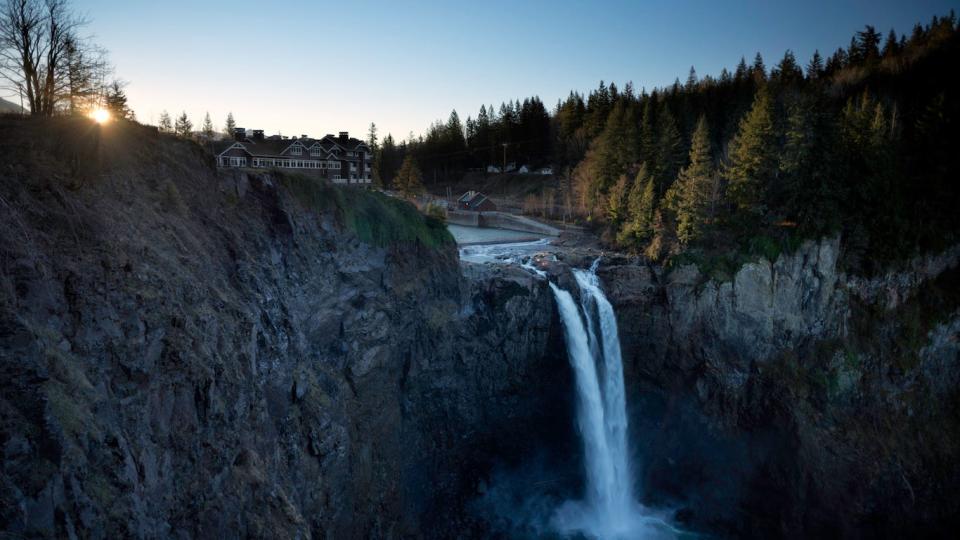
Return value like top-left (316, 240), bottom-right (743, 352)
top-left (457, 191), bottom-right (497, 212)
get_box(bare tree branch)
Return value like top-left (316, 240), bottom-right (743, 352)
top-left (0, 0), bottom-right (108, 115)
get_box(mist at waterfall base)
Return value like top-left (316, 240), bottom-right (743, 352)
top-left (471, 258), bottom-right (683, 539)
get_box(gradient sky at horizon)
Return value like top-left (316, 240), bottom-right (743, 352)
top-left (73, 0), bottom-right (958, 140)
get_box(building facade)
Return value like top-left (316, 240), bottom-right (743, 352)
top-left (457, 191), bottom-right (497, 212)
top-left (215, 129), bottom-right (372, 184)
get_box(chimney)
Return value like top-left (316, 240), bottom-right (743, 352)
top-left (339, 131), bottom-right (348, 142)
top-left (301, 134), bottom-right (309, 140)
top-left (233, 127), bottom-right (246, 141)
top-left (252, 129), bottom-right (264, 142)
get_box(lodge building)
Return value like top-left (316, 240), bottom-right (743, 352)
top-left (215, 128), bottom-right (372, 184)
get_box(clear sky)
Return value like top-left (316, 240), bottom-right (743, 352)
top-left (77, 0), bottom-right (957, 141)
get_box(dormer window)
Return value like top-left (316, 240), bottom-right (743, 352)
top-left (290, 145), bottom-right (302, 155)
top-left (310, 147), bottom-right (321, 156)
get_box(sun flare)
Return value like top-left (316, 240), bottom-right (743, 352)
top-left (90, 108), bottom-right (110, 124)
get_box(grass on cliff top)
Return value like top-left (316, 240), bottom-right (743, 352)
top-left (667, 232), bottom-right (807, 283)
top-left (276, 172), bottom-right (453, 249)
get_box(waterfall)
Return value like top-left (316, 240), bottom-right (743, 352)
top-left (548, 260), bottom-right (679, 539)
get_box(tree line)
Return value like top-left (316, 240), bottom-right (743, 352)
top-left (574, 13), bottom-right (959, 270)
top-left (374, 97), bottom-right (553, 186)
top-left (373, 12), bottom-right (959, 271)
top-left (155, 110), bottom-right (240, 141)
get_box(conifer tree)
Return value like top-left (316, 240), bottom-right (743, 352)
top-left (778, 93), bottom-right (838, 233)
top-left (607, 174), bottom-right (629, 224)
top-left (105, 80), bottom-right (131, 119)
top-left (856, 25), bottom-right (883, 63)
top-left (685, 66), bottom-right (698, 90)
top-left (158, 110), bottom-right (172, 133)
top-left (825, 48), bottom-right (848, 75)
top-left (751, 52), bottom-right (767, 81)
top-left (654, 105), bottom-right (684, 197)
top-left (174, 112), bottom-right (192, 138)
top-left (724, 86), bottom-right (778, 219)
top-left (882, 29), bottom-right (900, 58)
top-left (675, 116), bottom-right (717, 244)
top-left (735, 57), bottom-right (749, 81)
top-left (617, 163), bottom-right (657, 244)
top-left (573, 99), bottom-right (639, 214)
top-left (806, 50), bottom-right (824, 79)
top-left (394, 155), bottom-right (424, 198)
top-left (201, 112), bottom-right (214, 140)
top-left (367, 122), bottom-right (382, 186)
top-left (772, 50), bottom-right (802, 85)
top-left (224, 112), bottom-right (236, 138)
top-left (639, 98), bottom-right (657, 166)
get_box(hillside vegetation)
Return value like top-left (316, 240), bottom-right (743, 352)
top-left (0, 115), bottom-right (451, 251)
top-left (380, 13), bottom-right (959, 274)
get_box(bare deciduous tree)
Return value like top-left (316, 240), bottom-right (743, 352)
top-left (0, 0), bottom-right (109, 115)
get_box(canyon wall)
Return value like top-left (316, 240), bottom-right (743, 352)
top-left (2, 118), bottom-right (957, 539)
top-left (595, 239), bottom-right (960, 537)
top-left (0, 119), bottom-right (564, 539)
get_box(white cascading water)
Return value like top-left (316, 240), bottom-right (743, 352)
top-left (548, 259), bottom-right (679, 539)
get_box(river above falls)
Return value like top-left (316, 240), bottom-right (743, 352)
top-left (447, 224), bottom-right (544, 245)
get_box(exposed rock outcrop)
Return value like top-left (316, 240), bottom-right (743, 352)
top-left (0, 118), bottom-right (563, 538)
top-left (2, 118), bottom-right (958, 539)
top-left (597, 237), bottom-right (960, 537)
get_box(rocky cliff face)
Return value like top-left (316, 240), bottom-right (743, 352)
top-left (0, 118), bottom-right (564, 538)
top-left (593, 238), bottom-right (960, 537)
top-left (2, 118), bottom-right (957, 539)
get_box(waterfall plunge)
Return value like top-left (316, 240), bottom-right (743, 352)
top-left (548, 261), bottom-right (678, 539)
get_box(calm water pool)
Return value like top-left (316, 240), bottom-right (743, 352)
top-left (447, 224), bottom-right (542, 245)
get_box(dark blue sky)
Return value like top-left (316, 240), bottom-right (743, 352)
top-left (79, 0), bottom-right (958, 139)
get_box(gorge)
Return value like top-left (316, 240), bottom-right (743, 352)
top-left (2, 117), bottom-right (960, 538)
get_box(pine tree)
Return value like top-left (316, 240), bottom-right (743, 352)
top-left (201, 112), bottom-right (215, 140)
top-left (724, 86), bottom-right (778, 219)
top-left (751, 52), bottom-right (767, 82)
top-left (607, 175), bottom-right (629, 224)
top-left (847, 36), bottom-right (863, 65)
top-left (224, 112), bottom-right (236, 138)
top-left (882, 29), bottom-right (900, 58)
top-left (617, 163), bottom-right (657, 245)
top-left (654, 104), bottom-right (684, 197)
top-left (158, 110), bottom-right (172, 133)
top-left (778, 93), bottom-right (838, 233)
top-left (367, 122), bottom-right (383, 186)
top-left (639, 97), bottom-right (656, 166)
top-left (825, 48), bottom-right (848, 76)
top-left (856, 25), bottom-right (883, 64)
top-left (105, 80), bottom-right (132, 119)
top-left (806, 50), bottom-right (824, 80)
top-left (175, 112), bottom-right (192, 138)
top-left (685, 66), bottom-right (698, 90)
top-left (735, 57), bottom-right (749, 81)
top-left (380, 134), bottom-right (401, 187)
top-left (572, 99), bottom-right (640, 214)
top-left (394, 155), bottom-right (424, 198)
top-left (772, 50), bottom-right (802, 85)
top-left (675, 116), bottom-right (717, 244)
